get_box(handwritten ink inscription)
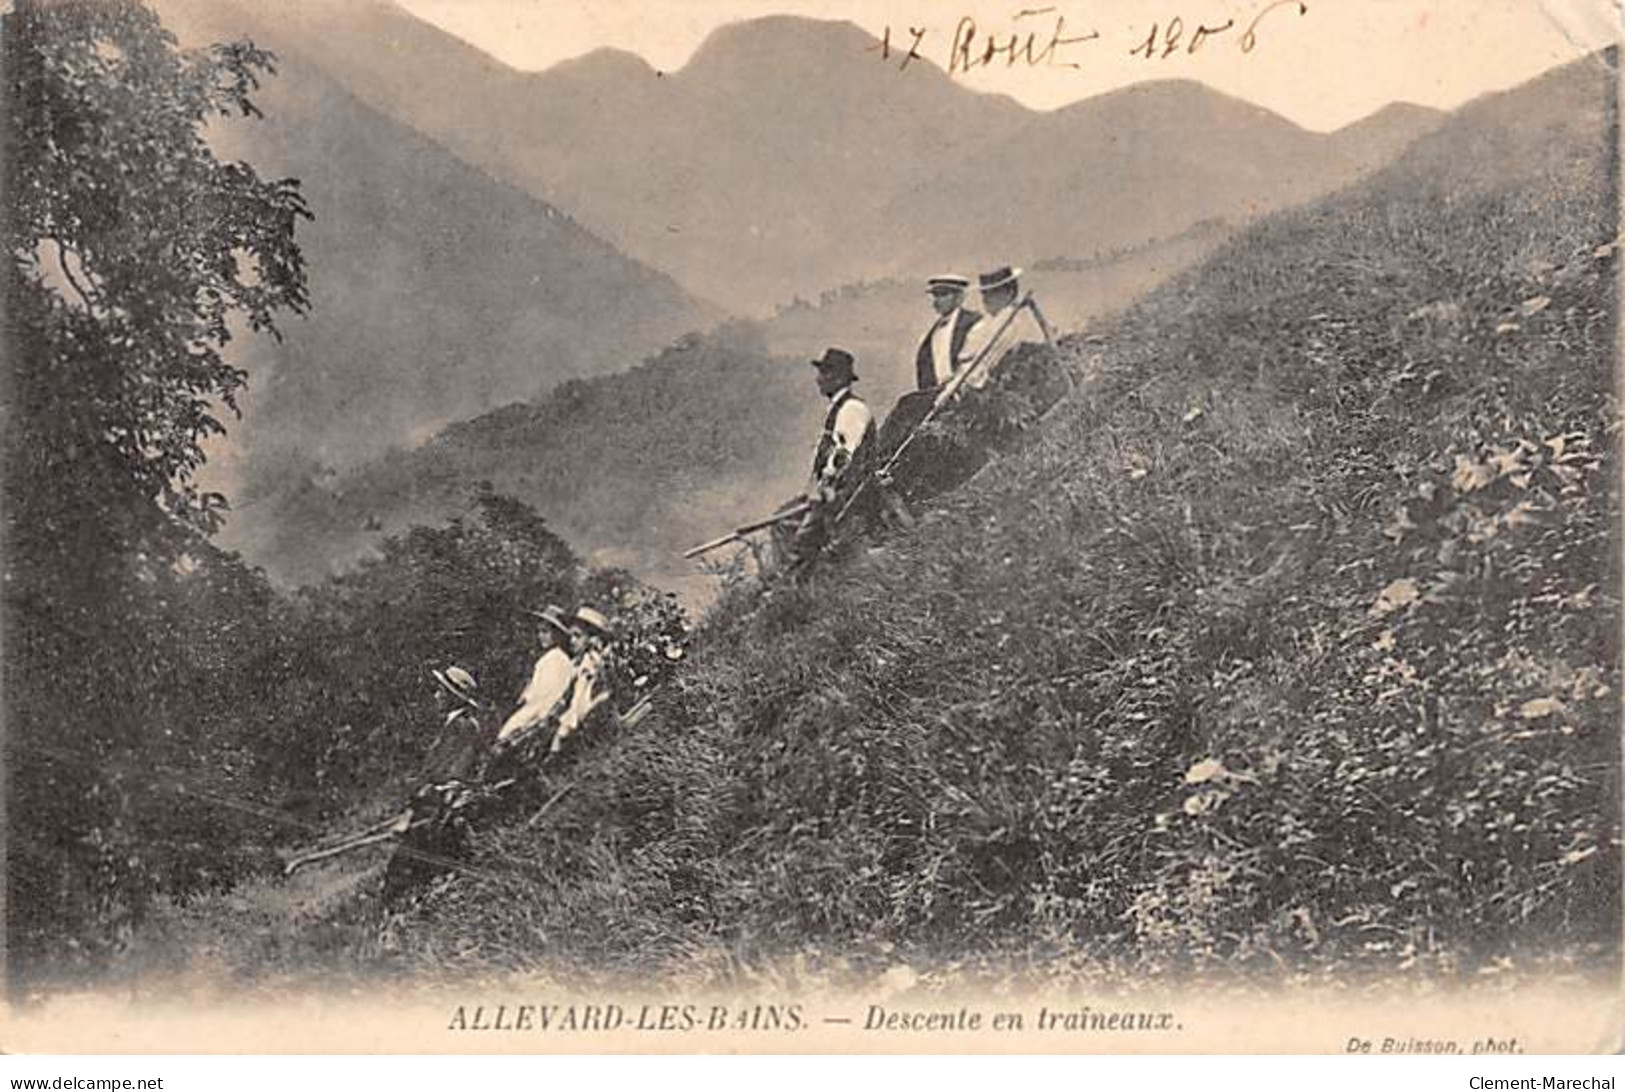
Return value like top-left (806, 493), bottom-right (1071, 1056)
top-left (870, 2), bottom-right (1309, 75)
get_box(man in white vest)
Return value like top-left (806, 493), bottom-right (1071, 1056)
top-left (776, 348), bottom-right (876, 573)
top-left (806, 347), bottom-right (875, 500)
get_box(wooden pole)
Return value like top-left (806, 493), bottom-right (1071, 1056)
top-left (283, 812), bottom-right (411, 875)
top-left (683, 501), bottom-right (812, 559)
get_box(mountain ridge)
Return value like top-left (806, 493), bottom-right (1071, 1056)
top-left (184, 1), bottom-right (1442, 311)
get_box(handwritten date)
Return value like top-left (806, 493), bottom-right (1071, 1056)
top-left (870, 2), bottom-right (1310, 75)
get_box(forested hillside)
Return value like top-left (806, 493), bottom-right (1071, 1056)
top-left (218, 225), bottom-right (1235, 598)
top-left (234, 324), bottom-right (817, 600)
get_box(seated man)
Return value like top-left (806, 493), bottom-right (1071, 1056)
top-left (915, 273), bottom-right (982, 393)
top-left (876, 275), bottom-right (978, 473)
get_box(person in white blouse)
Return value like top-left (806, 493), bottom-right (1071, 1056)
top-left (496, 606), bottom-right (577, 747)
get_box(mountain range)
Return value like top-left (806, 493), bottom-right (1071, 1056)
top-left (176, 0), bottom-right (1443, 312)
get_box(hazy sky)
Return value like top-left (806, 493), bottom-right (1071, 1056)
top-left (395, 0), bottom-right (1617, 130)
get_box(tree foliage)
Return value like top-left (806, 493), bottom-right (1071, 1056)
top-left (5, 0), bottom-right (310, 528)
top-left (2, 0), bottom-right (309, 985)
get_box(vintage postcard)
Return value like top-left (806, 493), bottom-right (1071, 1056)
top-left (1, 0), bottom-right (1620, 1055)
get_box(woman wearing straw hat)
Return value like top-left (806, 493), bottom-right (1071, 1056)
top-left (496, 606), bottom-right (577, 748)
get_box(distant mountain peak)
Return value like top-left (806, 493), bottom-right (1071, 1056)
top-left (1053, 77), bottom-right (1308, 132)
top-left (544, 46), bottom-right (658, 81)
top-left (682, 15), bottom-right (878, 72)
top-left (1335, 101), bottom-right (1442, 132)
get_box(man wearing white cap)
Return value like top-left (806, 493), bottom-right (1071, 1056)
top-left (959, 265), bottom-right (1050, 392)
top-left (915, 274), bottom-right (983, 392)
top-left (497, 606), bottom-right (577, 747)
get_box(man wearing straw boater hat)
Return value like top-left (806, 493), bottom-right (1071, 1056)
top-left (960, 265), bottom-right (1048, 390)
top-left (873, 273), bottom-right (983, 476)
top-left (915, 273), bottom-right (983, 392)
top-left (496, 606), bottom-right (577, 748)
top-left (379, 663), bottom-right (494, 906)
top-left (285, 664), bottom-right (489, 886)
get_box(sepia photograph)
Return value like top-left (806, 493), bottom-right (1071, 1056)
top-left (0, 0), bottom-right (1620, 1056)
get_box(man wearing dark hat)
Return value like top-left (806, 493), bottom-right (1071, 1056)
top-left (960, 265), bottom-right (1048, 391)
top-left (496, 606), bottom-right (577, 748)
top-left (915, 274), bottom-right (983, 392)
top-left (776, 348), bottom-right (876, 573)
top-left (807, 347), bottom-right (875, 497)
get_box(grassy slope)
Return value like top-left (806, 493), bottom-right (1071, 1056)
top-left (391, 51), bottom-right (1619, 987)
